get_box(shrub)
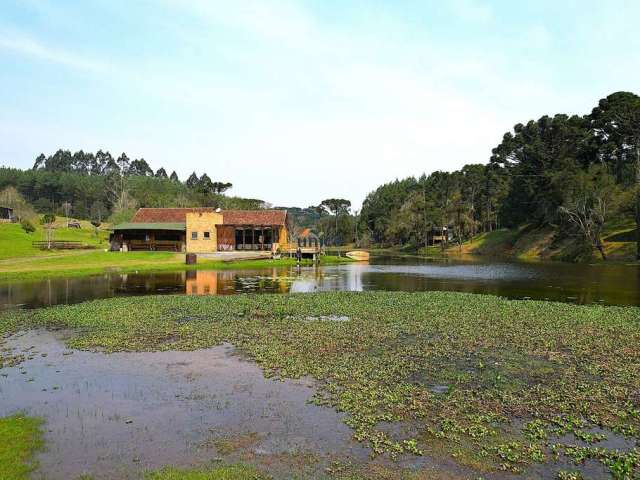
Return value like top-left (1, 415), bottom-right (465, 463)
top-left (20, 218), bottom-right (36, 233)
top-left (41, 213), bottom-right (56, 225)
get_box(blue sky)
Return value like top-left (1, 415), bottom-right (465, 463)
top-left (1, 0), bottom-right (639, 208)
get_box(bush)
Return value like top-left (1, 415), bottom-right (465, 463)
top-left (41, 213), bottom-right (56, 225)
top-left (20, 219), bottom-right (36, 233)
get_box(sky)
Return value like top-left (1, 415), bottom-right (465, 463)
top-left (1, 1), bottom-right (639, 209)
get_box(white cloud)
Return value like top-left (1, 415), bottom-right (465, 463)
top-left (0, 30), bottom-right (109, 73)
top-left (2, 0), bottom-right (631, 208)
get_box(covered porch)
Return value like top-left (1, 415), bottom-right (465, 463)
top-left (110, 223), bottom-right (186, 252)
top-left (216, 225), bottom-right (282, 251)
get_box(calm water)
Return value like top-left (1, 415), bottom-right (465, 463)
top-left (2, 256), bottom-right (640, 308)
top-left (0, 330), bottom-right (372, 479)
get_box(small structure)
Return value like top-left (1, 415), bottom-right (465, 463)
top-left (427, 226), bottom-right (453, 245)
top-left (292, 228), bottom-right (322, 249)
top-left (0, 206), bottom-right (15, 223)
top-left (288, 228), bottom-right (323, 258)
top-left (110, 208), bottom-right (289, 253)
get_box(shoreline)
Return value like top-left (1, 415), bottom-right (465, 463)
top-left (0, 252), bottom-right (355, 283)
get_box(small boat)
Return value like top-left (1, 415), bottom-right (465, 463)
top-left (345, 250), bottom-right (370, 261)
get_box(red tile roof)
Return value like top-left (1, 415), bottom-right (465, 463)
top-left (131, 208), bottom-right (287, 225)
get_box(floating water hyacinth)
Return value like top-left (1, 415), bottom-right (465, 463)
top-left (1, 291), bottom-right (639, 478)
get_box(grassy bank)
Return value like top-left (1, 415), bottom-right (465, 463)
top-left (0, 219), bottom-right (109, 260)
top-left (0, 414), bottom-right (43, 480)
top-left (450, 222), bottom-right (639, 262)
top-left (0, 220), bottom-right (354, 282)
top-left (2, 291), bottom-right (639, 478)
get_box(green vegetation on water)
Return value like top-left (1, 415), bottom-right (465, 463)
top-left (0, 414), bottom-right (43, 480)
top-left (3, 291), bottom-right (639, 478)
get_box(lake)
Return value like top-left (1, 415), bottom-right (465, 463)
top-left (2, 256), bottom-right (639, 309)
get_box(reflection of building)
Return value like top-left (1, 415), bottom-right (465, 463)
top-left (184, 268), bottom-right (291, 295)
top-left (110, 208), bottom-right (289, 253)
top-left (186, 270), bottom-right (218, 295)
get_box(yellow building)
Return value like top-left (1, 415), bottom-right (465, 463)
top-left (111, 208), bottom-right (289, 253)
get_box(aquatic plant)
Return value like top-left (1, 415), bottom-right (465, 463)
top-left (2, 291), bottom-right (640, 477)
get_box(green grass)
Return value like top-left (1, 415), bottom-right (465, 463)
top-left (0, 220), bottom-right (109, 260)
top-left (455, 222), bottom-right (639, 263)
top-left (3, 291), bottom-right (639, 478)
top-left (0, 414), bottom-right (44, 480)
top-left (0, 220), bottom-right (354, 281)
top-left (144, 465), bottom-right (267, 480)
top-left (456, 228), bottom-right (517, 255)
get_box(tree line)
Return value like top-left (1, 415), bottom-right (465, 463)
top-left (0, 149), bottom-right (263, 224)
top-left (359, 91), bottom-right (640, 260)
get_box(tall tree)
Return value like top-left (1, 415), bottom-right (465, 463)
top-left (128, 158), bottom-right (153, 176)
top-left (212, 182), bottom-right (232, 194)
top-left (589, 92), bottom-right (640, 259)
top-left (559, 165), bottom-right (618, 260)
top-left (32, 154), bottom-right (46, 170)
top-left (198, 173), bottom-right (214, 194)
top-left (116, 153), bottom-right (130, 175)
top-left (186, 172), bottom-right (199, 189)
top-left (320, 198), bottom-right (351, 246)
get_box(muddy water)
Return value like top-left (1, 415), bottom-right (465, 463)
top-left (0, 330), bottom-right (373, 479)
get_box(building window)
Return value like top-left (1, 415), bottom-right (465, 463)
top-left (204, 231), bottom-right (210, 240)
top-left (191, 231), bottom-right (198, 240)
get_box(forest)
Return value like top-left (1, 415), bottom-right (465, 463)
top-left (0, 150), bottom-right (264, 225)
top-left (358, 91), bottom-right (640, 260)
top-left (0, 91), bottom-right (638, 261)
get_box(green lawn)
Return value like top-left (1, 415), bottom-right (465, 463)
top-left (0, 220), bottom-right (109, 260)
top-left (0, 220), bottom-right (355, 281)
top-left (0, 414), bottom-right (43, 480)
top-left (4, 291), bottom-right (639, 479)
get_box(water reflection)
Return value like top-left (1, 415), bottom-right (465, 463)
top-left (1, 257), bottom-right (640, 309)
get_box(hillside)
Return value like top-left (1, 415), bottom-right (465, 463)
top-left (452, 221), bottom-right (638, 262)
top-left (0, 219), bottom-right (109, 260)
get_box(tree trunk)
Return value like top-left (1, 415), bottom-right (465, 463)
top-left (595, 235), bottom-right (607, 261)
top-left (335, 212), bottom-right (340, 256)
top-left (636, 145), bottom-right (640, 261)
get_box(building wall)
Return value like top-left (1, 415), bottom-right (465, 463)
top-left (186, 212), bottom-right (223, 253)
top-left (278, 225), bottom-right (288, 247)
